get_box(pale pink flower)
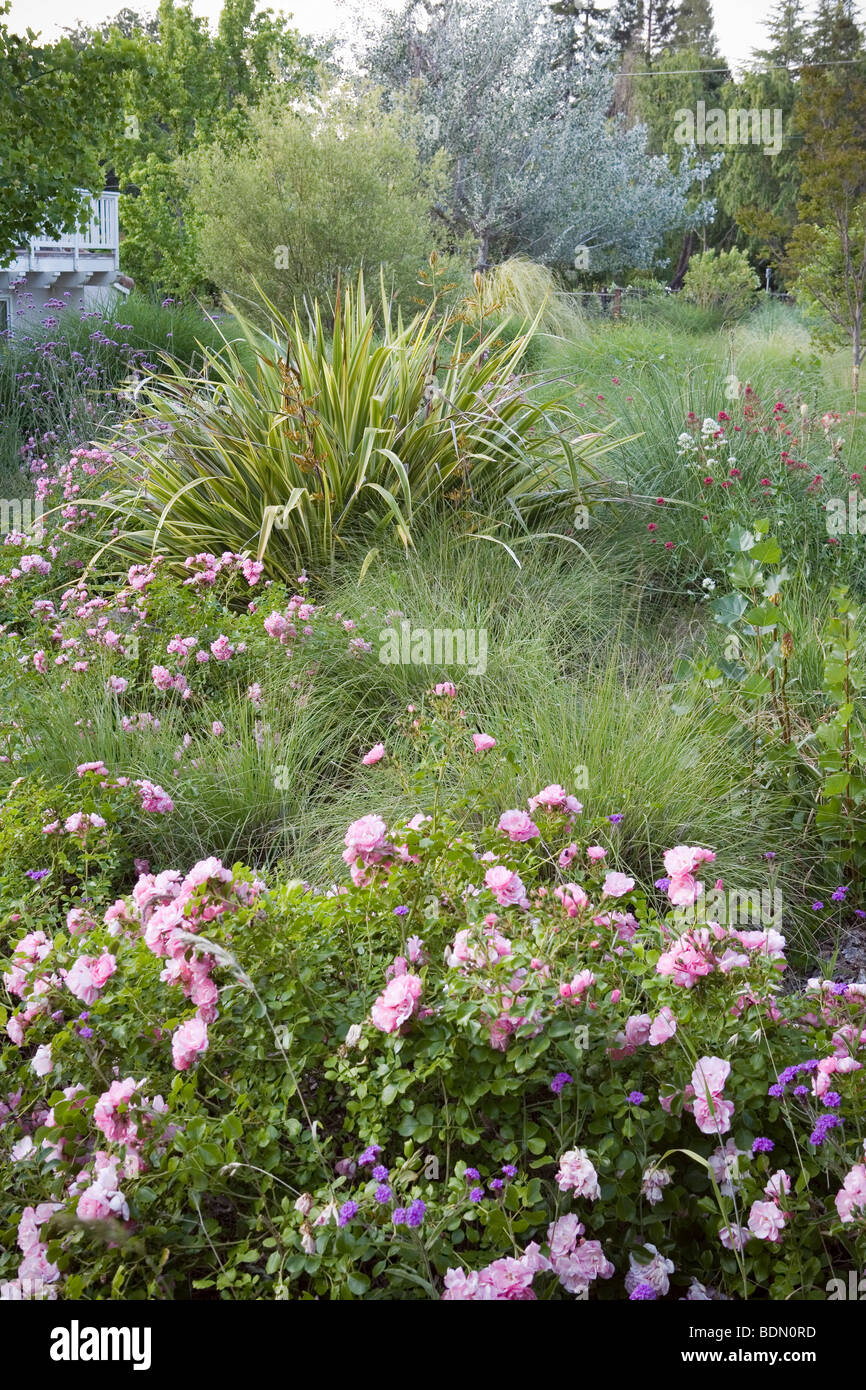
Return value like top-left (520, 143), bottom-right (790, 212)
top-left (472, 733), bottom-right (496, 752)
top-left (361, 743), bottom-right (385, 766)
top-left (555, 1148), bottom-right (601, 1199)
top-left (748, 1200), bottom-right (787, 1243)
top-left (497, 809), bottom-right (540, 842)
top-left (370, 973), bottom-right (423, 1034)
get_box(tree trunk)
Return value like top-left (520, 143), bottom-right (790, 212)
top-left (475, 232), bottom-right (489, 274)
top-left (669, 231), bottom-right (695, 292)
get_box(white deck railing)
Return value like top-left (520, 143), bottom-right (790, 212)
top-left (21, 192), bottom-right (120, 270)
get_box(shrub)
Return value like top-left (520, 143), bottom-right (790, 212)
top-left (183, 89), bottom-right (439, 319)
top-left (1, 696), bottom-right (865, 1300)
top-left (681, 249), bottom-right (760, 322)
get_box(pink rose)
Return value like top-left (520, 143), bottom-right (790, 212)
top-left (370, 973), bottom-right (423, 1034)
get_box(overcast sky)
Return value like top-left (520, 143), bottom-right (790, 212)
top-left (5, 0), bottom-right (819, 73)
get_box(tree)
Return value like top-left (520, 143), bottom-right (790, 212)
top-left (808, 0), bottom-right (862, 63)
top-left (786, 31), bottom-right (866, 393)
top-left (363, 0), bottom-right (704, 274)
top-left (95, 0), bottom-right (316, 295)
top-left (0, 1), bottom-right (134, 256)
top-left (752, 0), bottom-right (808, 68)
top-left (672, 0), bottom-right (719, 57)
top-left (549, 0), bottom-right (613, 77)
top-left (183, 91), bottom-right (439, 315)
top-left (716, 65), bottom-right (800, 265)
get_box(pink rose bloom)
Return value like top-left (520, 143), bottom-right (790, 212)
top-left (434, 682), bottom-right (456, 697)
top-left (719, 1224), bottom-right (750, 1252)
top-left (66, 907), bottom-right (94, 938)
top-left (152, 664), bottom-right (174, 690)
top-left (764, 1170), bottom-right (791, 1200)
top-left (65, 954), bottom-right (115, 1005)
top-left (76, 1186), bottom-right (113, 1222)
top-left (31, 1044), bottom-right (53, 1077)
top-left (602, 871), bottom-right (635, 899)
top-left (484, 865), bottom-right (527, 907)
top-left (361, 743), bottom-right (385, 766)
top-left (586, 845), bottom-right (606, 860)
top-left (624, 1244), bottom-right (675, 1296)
top-left (835, 1162), bottom-right (866, 1222)
top-left (343, 814), bottom-right (389, 861)
top-left (210, 634), bottom-right (235, 661)
top-left (370, 973), bottom-right (423, 1034)
top-left (748, 1200), bottom-right (787, 1243)
top-left (663, 845), bottom-right (716, 876)
top-left (497, 809), bottom-right (540, 842)
top-left (692, 1095), bottom-right (735, 1136)
top-left (648, 1006), bottom-right (677, 1046)
top-left (624, 1013), bottom-right (652, 1047)
top-left (447, 927), bottom-right (511, 969)
top-left (90, 954), bottom-right (117, 988)
top-left (558, 843), bottom-right (578, 869)
top-left (736, 929), bottom-right (786, 961)
top-left (528, 784), bottom-right (568, 811)
top-left (667, 872), bottom-right (703, 906)
top-left (171, 1017), bottom-right (209, 1070)
top-left (559, 969), bottom-right (595, 1000)
top-left (691, 1056), bottom-right (731, 1100)
top-left (555, 1148), bottom-right (601, 1199)
top-left (472, 733), bottom-right (496, 752)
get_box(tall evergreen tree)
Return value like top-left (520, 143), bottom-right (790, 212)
top-left (608, 0), bottom-right (645, 57)
top-left (752, 0), bottom-right (808, 68)
top-left (809, 0), bottom-right (863, 62)
top-left (550, 1), bottom-right (614, 75)
top-left (672, 0), bottom-right (719, 57)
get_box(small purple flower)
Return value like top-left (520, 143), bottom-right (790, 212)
top-left (752, 1137), bottom-right (774, 1154)
top-left (793, 1085), bottom-right (808, 1097)
top-left (855, 909), bottom-right (866, 920)
top-left (628, 1091), bottom-right (646, 1106)
top-left (502, 1164), bottom-right (518, 1178)
top-left (654, 876), bottom-right (671, 891)
top-left (464, 1167), bottom-right (480, 1181)
top-left (809, 1114), bottom-right (842, 1146)
top-left (394, 905), bottom-right (409, 916)
top-left (830, 982), bottom-right (850, 996)
top-left (374, 1184), bottom-right (392, 1204)
top-left (629, 1283), bottom-right (657, 1300)
top-left (338, 1200), bottom-right (358, 1226)
top-left (392, 1207), bottom-right (407, 1226)
top-left (406, 1199), bottom-right (426, 1227)
top-left (551, 1071), bottom-right (573, 1094)
top-left (812, 901), bottom-right (824, 912)
top-left (489, 1178), bottom-right (504, 1191)
top-left (764, 851), bottom-right (776, 860)
top-left (25, 868), bottom-right (49, 881)
top-left (608, 814), bottom-right (623, 824)
top-left (358, 1145), bottom-right (382, 1165)
top-left (371, 1165), bottom-right (389, 1181)
top-left (822, 1092), bottom-right (842, 1108)
top-left (469, 1187), bottom-right (484, 1203)
top-left (767, 1083), bottom-right (785, 1099)
top-left (832, 886), bottom-right (848, 902)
